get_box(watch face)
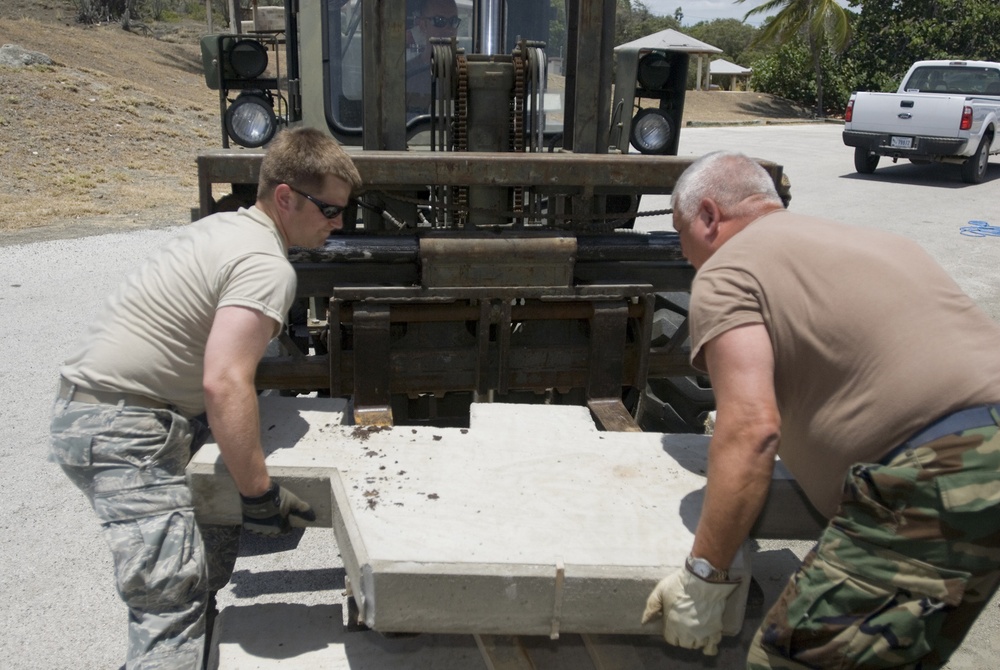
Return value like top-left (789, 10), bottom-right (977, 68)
top-left (687, 556), bottom-right (724, 581)
top-left (691, 561), bottom-right (713, 579)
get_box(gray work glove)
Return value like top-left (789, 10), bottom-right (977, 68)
top-left (240, 482), bottom-right (316, 536)
top-left (641, 567), bottom-right (740, 655)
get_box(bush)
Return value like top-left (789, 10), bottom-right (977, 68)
top-left (749, 44), bottom-right (814, 106)
top-left (75, 0), bottom-right (128, 23)
top-left (74, 0), bottom-right (199, 24)
top-left (749, 40), bottom-right (853, 116)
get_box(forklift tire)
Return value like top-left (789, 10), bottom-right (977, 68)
top-left (639, 292), bottom-right (716, 433)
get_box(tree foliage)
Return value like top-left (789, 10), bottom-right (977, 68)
top-left (738, 0), bottom-right (851, 116)
top-left (846, 0), bottom-right (1000, 92)
top-left (686, 18), bottom-right (759, 66)
top-left (75, 0), bottom-right (130, 22)
top-left (548, 1), bottom-right (567, 59)
top-left (615, 0), bottom-right (680, 45)
top-left (750, 37), bottom-right (853, 113)
top-left (74, 0), bottom-right (205, 24)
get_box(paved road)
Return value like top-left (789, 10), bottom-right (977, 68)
top-left (1, 123), bottom-right (997, 669)
top-left (644, 122), bottom-right (1000, 320)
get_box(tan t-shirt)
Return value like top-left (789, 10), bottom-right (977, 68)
top-left (61, 207), bottom-right (296, 417)
top-left (690, 210), bottom-right (1000, 517)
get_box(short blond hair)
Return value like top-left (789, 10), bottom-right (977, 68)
top-left (257, 127), bottom-right (362, 200)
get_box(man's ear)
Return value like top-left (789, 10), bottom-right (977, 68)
top-left (698, 197), bottom-right (722, 242)
top-left (273, 183), bottom-right (295, 213)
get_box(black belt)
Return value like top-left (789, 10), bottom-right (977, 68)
top-left (879, 404), bottom-right (1000, 465)
top-left (58, 377), bottom-right (170, 411)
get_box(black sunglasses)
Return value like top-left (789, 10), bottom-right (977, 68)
top-left (424, 14), bottom-right (461, 29)
top-left (287, 184), bottom-right (347, 219)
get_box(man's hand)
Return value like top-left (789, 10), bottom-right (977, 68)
top-left (641, 567), bottom-right (739, 655)
top-left (240, 482), bottom-right (316, 536)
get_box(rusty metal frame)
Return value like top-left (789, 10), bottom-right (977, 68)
top-left (196, 149), bottom-right (786, 220)
top-left (327, 285), bottom-right (654, 426)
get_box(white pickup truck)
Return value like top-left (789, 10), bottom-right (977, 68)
top-left (842, 59), bottom-right (1000, 183)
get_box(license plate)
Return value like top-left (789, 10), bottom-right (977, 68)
top-left (890, 136), bottom-right (913, 149)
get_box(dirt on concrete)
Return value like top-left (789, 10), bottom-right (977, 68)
top-left (0, 1), bottom-right (815, 246)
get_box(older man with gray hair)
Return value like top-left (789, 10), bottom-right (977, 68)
top-left (642, 151), bottom-right (1000, 668)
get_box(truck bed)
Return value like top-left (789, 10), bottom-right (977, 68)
top-left (846, 91), bottom-right (969, 138)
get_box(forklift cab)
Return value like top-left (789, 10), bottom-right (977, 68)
top-left (324, 0), bottom-right (562, 150)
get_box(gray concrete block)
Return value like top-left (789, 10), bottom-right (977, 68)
top-left (187, 397), bottom-right (822, 642)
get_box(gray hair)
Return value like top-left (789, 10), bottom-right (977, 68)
top-left (671, 151), bottom-right (782, 221)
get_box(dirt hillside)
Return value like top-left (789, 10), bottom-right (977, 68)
top-left (1, 1), bottom-right (217, 243)
top-left (0, 1), bottom-right (814, 244)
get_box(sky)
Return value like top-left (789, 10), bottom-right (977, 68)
top-left (642, 0), bottom-right (852, 27)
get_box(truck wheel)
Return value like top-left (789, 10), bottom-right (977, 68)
top-left (854, 147), bottom-right (879, 174)
top-left (961, 134), bottom-right (991, 184)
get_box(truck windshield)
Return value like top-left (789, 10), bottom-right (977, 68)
top-left (904, 66), bottom-right (1000, 96)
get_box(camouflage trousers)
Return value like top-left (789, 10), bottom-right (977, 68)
top-left (748, 410), bottom-right (1000, 670)
top-left (50, 395), bottom-right (240, 670)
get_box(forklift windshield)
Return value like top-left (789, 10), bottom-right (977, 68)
top-left (324, 0), bottom-right (563, 145)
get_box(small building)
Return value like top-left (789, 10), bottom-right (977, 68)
top-left (710, 58), bottom-right (753, 91)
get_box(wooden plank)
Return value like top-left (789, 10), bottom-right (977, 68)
top-left (581, 634), bottom-right (644, 670)
top-left (475, 635), bottom-right (536, 670)
top-left (588, 399), bottom-right (642, 432)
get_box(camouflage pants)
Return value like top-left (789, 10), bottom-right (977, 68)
top-left (50, 396), bottom-right (240, 670)
top-left (748, 413), bottom-right (1000, 670)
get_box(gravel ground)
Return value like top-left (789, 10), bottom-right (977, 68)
top-left (0, 229), bottom-right (179, 669)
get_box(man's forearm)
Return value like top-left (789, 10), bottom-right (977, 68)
top-left (205, 379), bottom-right (271, 497)
top-left (691, 429), bottom-right (778, 570)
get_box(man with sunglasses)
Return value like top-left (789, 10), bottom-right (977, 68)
top-left (406, 0), bottom-right (461, 114)
top-left (50, 127), bottom-right (362, 669)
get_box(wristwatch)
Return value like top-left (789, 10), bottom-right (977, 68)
top-left (685, 555), bottom-right (730, 583)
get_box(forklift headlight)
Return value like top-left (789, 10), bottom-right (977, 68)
top-left (227, 39), bottom-right (268, 79)
top-left (636, 52), bottom-right (672, 91)
top-left (225, 91), bottom-right (277, 148)
top-left (629, 108), bottom-right (674, 154)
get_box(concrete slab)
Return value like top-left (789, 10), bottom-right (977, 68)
top-left (329, 402), bottom-right (751, 637)
top-left (187, 396), bottom-right (351, 528)
top-left (189, 398), bottom-right (759, 639)
top-left (187, 398), bottom-right (822, 537)
top-left (206, 539), bottom-right (810, 669)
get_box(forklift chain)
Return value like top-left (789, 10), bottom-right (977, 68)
top-left (511, 48), bottom-right (526, 215)
top-left (455, 52), bottom-right (470, 227)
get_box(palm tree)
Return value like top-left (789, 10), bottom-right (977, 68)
top-left (737, 0), bottom-right (851, 116)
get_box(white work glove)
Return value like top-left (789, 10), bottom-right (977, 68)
top-left (641, 566), bottom-right (740, 655)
